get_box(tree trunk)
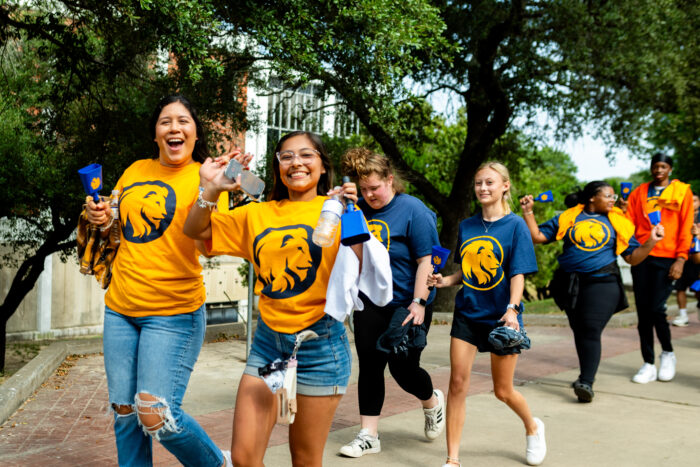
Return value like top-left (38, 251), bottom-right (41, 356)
top-left (0, 224), bottom-right (75, 373)
top-left (0, 319), bottom-right (6, 374)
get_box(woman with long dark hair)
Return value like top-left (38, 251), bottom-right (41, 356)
top-left (184, 130), bottom-right (360, 466)
top-left (520, 181), bottom-right (663, 401)
top-left (84, 94), bottom-right (232, 466)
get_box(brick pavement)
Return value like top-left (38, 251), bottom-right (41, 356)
top-left (1, 320), bottom-right (699, 466)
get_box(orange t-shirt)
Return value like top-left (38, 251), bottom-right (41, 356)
top-left (207, 196), bottom-right (340, 333)
top-left (105, 159), bottom-right (226, 316)
top-left (625, 180), bottom-right (694, 260)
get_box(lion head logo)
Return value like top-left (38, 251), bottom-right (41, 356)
top-left (367, 219), bottom-right (390, 250)
top-left (460, 236), bottom-right (504, 291)
top-left (569, 219), bottom-right (610, 251)
top-left (121, 181), bottom-right (176, 243)
top-left (253, 224), bottom-right (322, 299)
top-left (90, 177), bottom-right (101, 190)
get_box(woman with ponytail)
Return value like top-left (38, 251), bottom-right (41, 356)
top-left (520, 181), bottom-right (664, 402)
top-left (429, 161), bottom-right (544, 467)
top-left (337, 147), bottom-right (445, 458)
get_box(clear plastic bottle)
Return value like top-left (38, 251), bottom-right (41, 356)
top-left (110, 189), bottom-right (121, 245)
top-left (312, 191), bottom-right (344, 247)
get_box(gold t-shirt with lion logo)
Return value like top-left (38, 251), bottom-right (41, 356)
top-left (208, 196), bottom-right (340, 333)
top-left (105, 159), bottom-right (226, 316)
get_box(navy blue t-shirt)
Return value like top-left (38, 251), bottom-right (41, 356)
top-left (358, 193), bottom-right (440, 307)
top-left (538, 212), bottom-right (640, 273)
top-left (454, 213), bottom-right (538, 326)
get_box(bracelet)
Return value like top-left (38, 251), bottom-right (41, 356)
top-left (99, 214), bottom-right (114, 231)
top-left (196, 187), bottom-right (218, 210)
top-left (522, 211), bottom-right (533, 215)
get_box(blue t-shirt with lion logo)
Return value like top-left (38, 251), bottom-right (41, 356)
top-left (454, 213), bottom-right (537, 326)
top-left (538, 212), bottom-right (640, 273)
top-left (358, 193), bottom-right (440, 308)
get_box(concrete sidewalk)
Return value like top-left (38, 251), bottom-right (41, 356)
top-left (1, 309), bottom-right (700, 466)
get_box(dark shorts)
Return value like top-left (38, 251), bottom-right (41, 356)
top-left (674, 261), bottom-right (700, 291)
top-left (450, 312), bottom-right (525, 356)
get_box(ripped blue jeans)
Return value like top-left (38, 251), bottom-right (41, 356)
top-left (103, 305), bottom-right (222, 467)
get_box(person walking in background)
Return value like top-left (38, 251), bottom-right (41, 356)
top-left (428, 161), bottom-right (545, 467)
top-left (520, 181), bottom-right (664, 403)
top-left (184, 131), bottom-right (360, 467)
top-left (671, 191), bottom-right (700, 326)
top-left (337, 148), bottom-right (445, 458)
top-left (624, 153), bottom-right (694, 384)
top-left (84, 94), bottom-right (232, 467)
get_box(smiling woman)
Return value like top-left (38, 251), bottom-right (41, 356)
top-left (83, 94), bottom-right (231, 467)
top-left (149, 94), bottom-right (210, 165)
top-left (520, 180), bottom-right (664, 402)
top-left (183, 130), bottom-right (362, 467)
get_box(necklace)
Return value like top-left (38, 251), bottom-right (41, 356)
top-left (481, 216), bottom-right (493, 233)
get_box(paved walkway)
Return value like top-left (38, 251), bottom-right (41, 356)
top-left (1, 310), bottom-right (700, 466)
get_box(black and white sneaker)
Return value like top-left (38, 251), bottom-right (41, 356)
top-left (339, 428), bottom-right (381, 457)
top-left (423, 389), bottom-right (445, 440)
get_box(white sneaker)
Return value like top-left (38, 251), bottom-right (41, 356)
top-left (424, 389), bottom-right (446, 440)
top-left (526, 417), bottom-right (546, 466)
top-left (658, 351), bottom-right (677, 382)
top-left (672, 313), bottom-right (689, 327)
top-left (632, 363), bottom-right (657, 383)
top-left (339, 428), bottom-right (381, 458)
top-left (221, 449), bottom-right (233, 467)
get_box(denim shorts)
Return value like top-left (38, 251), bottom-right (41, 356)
top-left (244, 314), bottom-right (351, 395)
top-left (450, 312), bottom-right (525, 356)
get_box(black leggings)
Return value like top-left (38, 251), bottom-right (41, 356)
top-left (631, 256), bottom-right (674, 363)
top-left (565, 275), bottom-right (619, 386)
top-left (353, 302), bottom-right (434, 416)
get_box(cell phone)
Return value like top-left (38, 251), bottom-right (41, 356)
top-left (224, 159), bottom-right (265, 201)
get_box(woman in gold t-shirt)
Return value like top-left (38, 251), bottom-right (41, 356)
top-left (184, 130), bottom-right (360, 467)
top-left (85, 94), bottom-right (230, 467)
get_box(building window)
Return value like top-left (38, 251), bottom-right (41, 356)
top-left (266, 79), bottom-right (358, 144)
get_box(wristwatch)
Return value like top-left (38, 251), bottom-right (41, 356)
top-left (506, 303), bottom-right (522, 314)
top-left (412, 297), bottom-right (427, 306)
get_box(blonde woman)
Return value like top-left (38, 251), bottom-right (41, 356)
top-left (428, 161), bottom-right (545, 466)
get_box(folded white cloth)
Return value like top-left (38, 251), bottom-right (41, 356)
top-left (324, 235), bottom-right (392, 321)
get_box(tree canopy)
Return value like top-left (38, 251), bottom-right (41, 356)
top-left (1, 0), bottom-right (698, 361)
top-left (0, 0), bottom-right (249, 370)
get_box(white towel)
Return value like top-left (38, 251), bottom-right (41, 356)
top-left (324, 235), bottom-right (393, 321)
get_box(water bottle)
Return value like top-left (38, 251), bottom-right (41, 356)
top-left (110, 189), bottom-right (121, 245)
top-left (312, 190), bottom-right (344, 247)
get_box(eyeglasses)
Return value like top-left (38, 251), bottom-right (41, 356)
top-left (275, 149), bottom-right (320, 165)
top-left (601, 193), bottom-right (618, 201)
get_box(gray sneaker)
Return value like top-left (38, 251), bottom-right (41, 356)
top-left (339, 428), bottom-right (381, 458)
top-left (423, 389), bottom-right (445, 440)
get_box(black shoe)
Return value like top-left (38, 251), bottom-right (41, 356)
top-left (573, 380), bottom-right (594, 403)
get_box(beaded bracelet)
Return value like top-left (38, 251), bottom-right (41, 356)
top-left (196, 187), bottom-right (218, 210)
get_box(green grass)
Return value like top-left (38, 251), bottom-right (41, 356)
top-left (523, 298), bottom-right (562, 314)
